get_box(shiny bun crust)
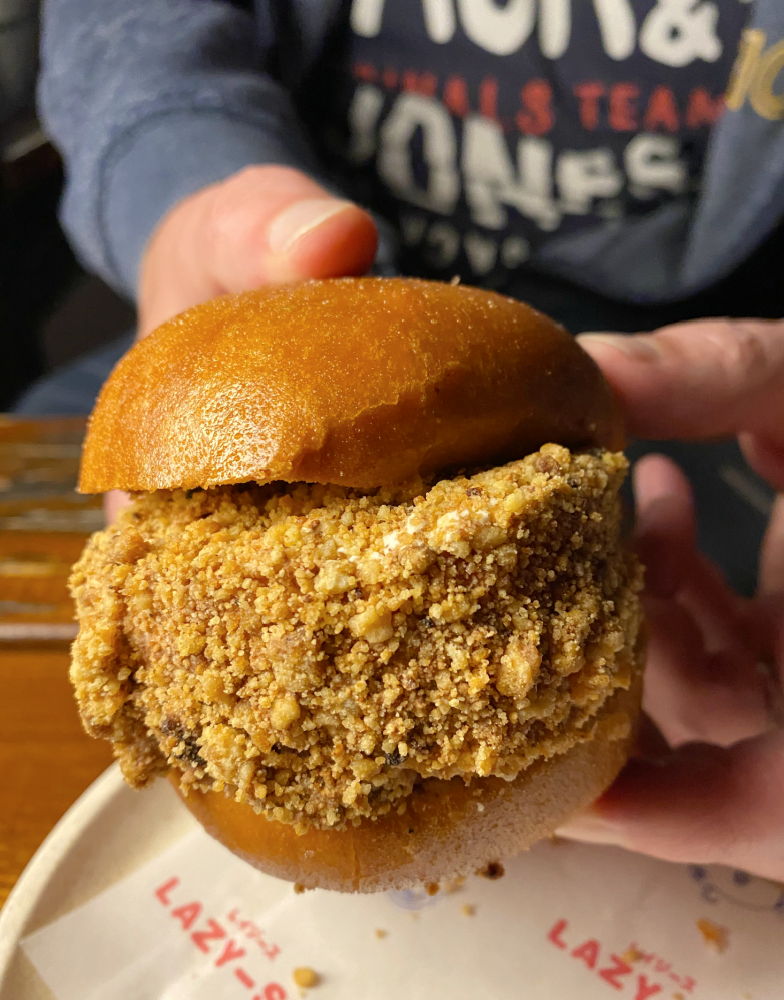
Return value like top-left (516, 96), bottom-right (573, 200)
top-left (174, 678), bottom-right (641, 893)
top-left (79, 278), bottom-right (623, 493)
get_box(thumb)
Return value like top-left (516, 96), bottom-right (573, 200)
top-left (577, 320), bottom-right (784, 445)
top-left (558, 730), bottom-right (784, 881)
top-left (205, 165), bottom-right (378, 290)
top-left (139, 165), bottom-right (378, 337)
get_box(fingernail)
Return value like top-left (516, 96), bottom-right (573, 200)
top-left (578, 332), bottom-right (662, 361)
top-left (267, 198), bottom-right (354, 254)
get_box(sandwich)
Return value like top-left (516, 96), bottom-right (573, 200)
top-left (69, 277), bottom-right (644, 892)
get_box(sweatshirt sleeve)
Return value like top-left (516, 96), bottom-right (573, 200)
top-left (38, 0), bottom-right (320, 299)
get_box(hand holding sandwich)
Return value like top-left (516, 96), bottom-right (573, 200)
top-left (137, 165), bottom-right (378, 339)
top-left (106, 166), bottom-right (378, 523)
top-left (569, 320), bottom-right (784, 881)
top-left (133, 181), bottom-right (784, 882)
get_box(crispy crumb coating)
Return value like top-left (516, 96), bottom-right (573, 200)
top-left (69, 444), bottom-right (643, 831)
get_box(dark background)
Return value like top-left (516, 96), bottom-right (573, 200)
top-left (0, 0), bottom-right (134, 414)
top-left (0, 159), bottom-right (135, 412)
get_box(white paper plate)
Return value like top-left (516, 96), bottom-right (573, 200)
top-left (2, 765), bottom-right (782, 1000)
top-left (0, 765), bottom-right (197, 1000)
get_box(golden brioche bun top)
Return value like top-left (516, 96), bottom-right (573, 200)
top-left (78, 277), bottom-right (623, 493)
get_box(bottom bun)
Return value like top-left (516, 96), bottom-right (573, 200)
top-left (173, 679), bottom-right (641, 893)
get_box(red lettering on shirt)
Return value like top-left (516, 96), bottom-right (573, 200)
top-left (574, 82), bottom-right (605, 130)
top-left (479, 76), bottom-right (500, 120)
top-left (236, 968), bottom-right (255, 988)
top-left (403, 69), bottom-right (438, 96)
top-left (610, 82), bottom-right (640, 131)
top-left (517, 79), bottom-right (553, 135)
top-left (382, 67), bottom-right (398, 89)
top-left (443, 74), bottom-right (471, 117)
top-left (686, 87), bottom-right (724, 127)
top-left (354, 62), bottom-right (377, 82)
top-left (644, 85), bottom-right (680, 131)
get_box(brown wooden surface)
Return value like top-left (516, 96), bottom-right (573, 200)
top-left (0, 418), bottom-right (112, 908)
top-left (0, 649), bottom-right (114, 907)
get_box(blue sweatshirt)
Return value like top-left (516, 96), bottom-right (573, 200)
top-left (38, 0), bottom-right (784, 304)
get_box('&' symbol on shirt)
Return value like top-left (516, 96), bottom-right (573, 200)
top-left (352, 0), bottom-right (723, 67)
top-left (347, 0), bottom-right (742, 279)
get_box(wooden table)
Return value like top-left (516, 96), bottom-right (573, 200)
top-left (0, 418), bottom-right (113, 908)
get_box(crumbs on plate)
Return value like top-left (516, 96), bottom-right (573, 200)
top-left (477, 861), bottom-right (505, 880)
top-left (696, 918), bottom-right (729, 954)
top-left (293, 967), bottom-right (320, 989)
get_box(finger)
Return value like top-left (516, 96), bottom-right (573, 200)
top-left (558, 729), bottom-right (784, 882)
top-left (632, 453), bottom-right (767, 743)
top-left (139, 165), bottom-right (378, 336)
top-left (104, 489), bottom-right (133, 524)
top-left (633, 454), bottom-right (745, 648)
top-left (578, 320), bottom-right (784, 446)
top-left (759, 495), bottom-right (784, 597)
top-left (632, 453), bottom-right (696, 599)
top-left (206, 166), bottom-right (378, 289)
top-left (739, 432), bottom-right (784, 492)
top-left (631, 712), bottom-right (672, 759)
top-left (205, 167), bottom-right (377, 292)
top-left (678, 553), bottom-right (747, 655)
top-left (642, 594), bottom-right (769, 747)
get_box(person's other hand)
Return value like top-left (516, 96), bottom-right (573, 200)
top-left (105, 166), bottom-right (378, 522)
top-left (560, 319), bottom-right (784, 881)
top-left (137, 164), bottom-right (378, 338)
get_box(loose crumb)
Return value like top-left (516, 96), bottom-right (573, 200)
top-left (696, 918), bottom-right (729, 954)
top-left (461, 904), bottom-right (476, 917)
top-left (293, 883), bottom-right (306, 894)
top-left (621, 947), bottom-right (643, 964)
top-left (443, 877), bottom-right (465, 894)
top-left (739, 993), bottom-right (752, 1000)
top-left (374, 928), bottom-right (387, 939)
top-left (70, 447), bottom-right (642, 831)
top-left (673, 993), bottom-right (685, 1000)
top-left (425, 883), bottom-right (440, 896)
top-left (477, 861), bottom-right (505, 880)
top-left (293, 967), bottom-right (320, 989)
top-left (410, 912), bottom-right (420, 921)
